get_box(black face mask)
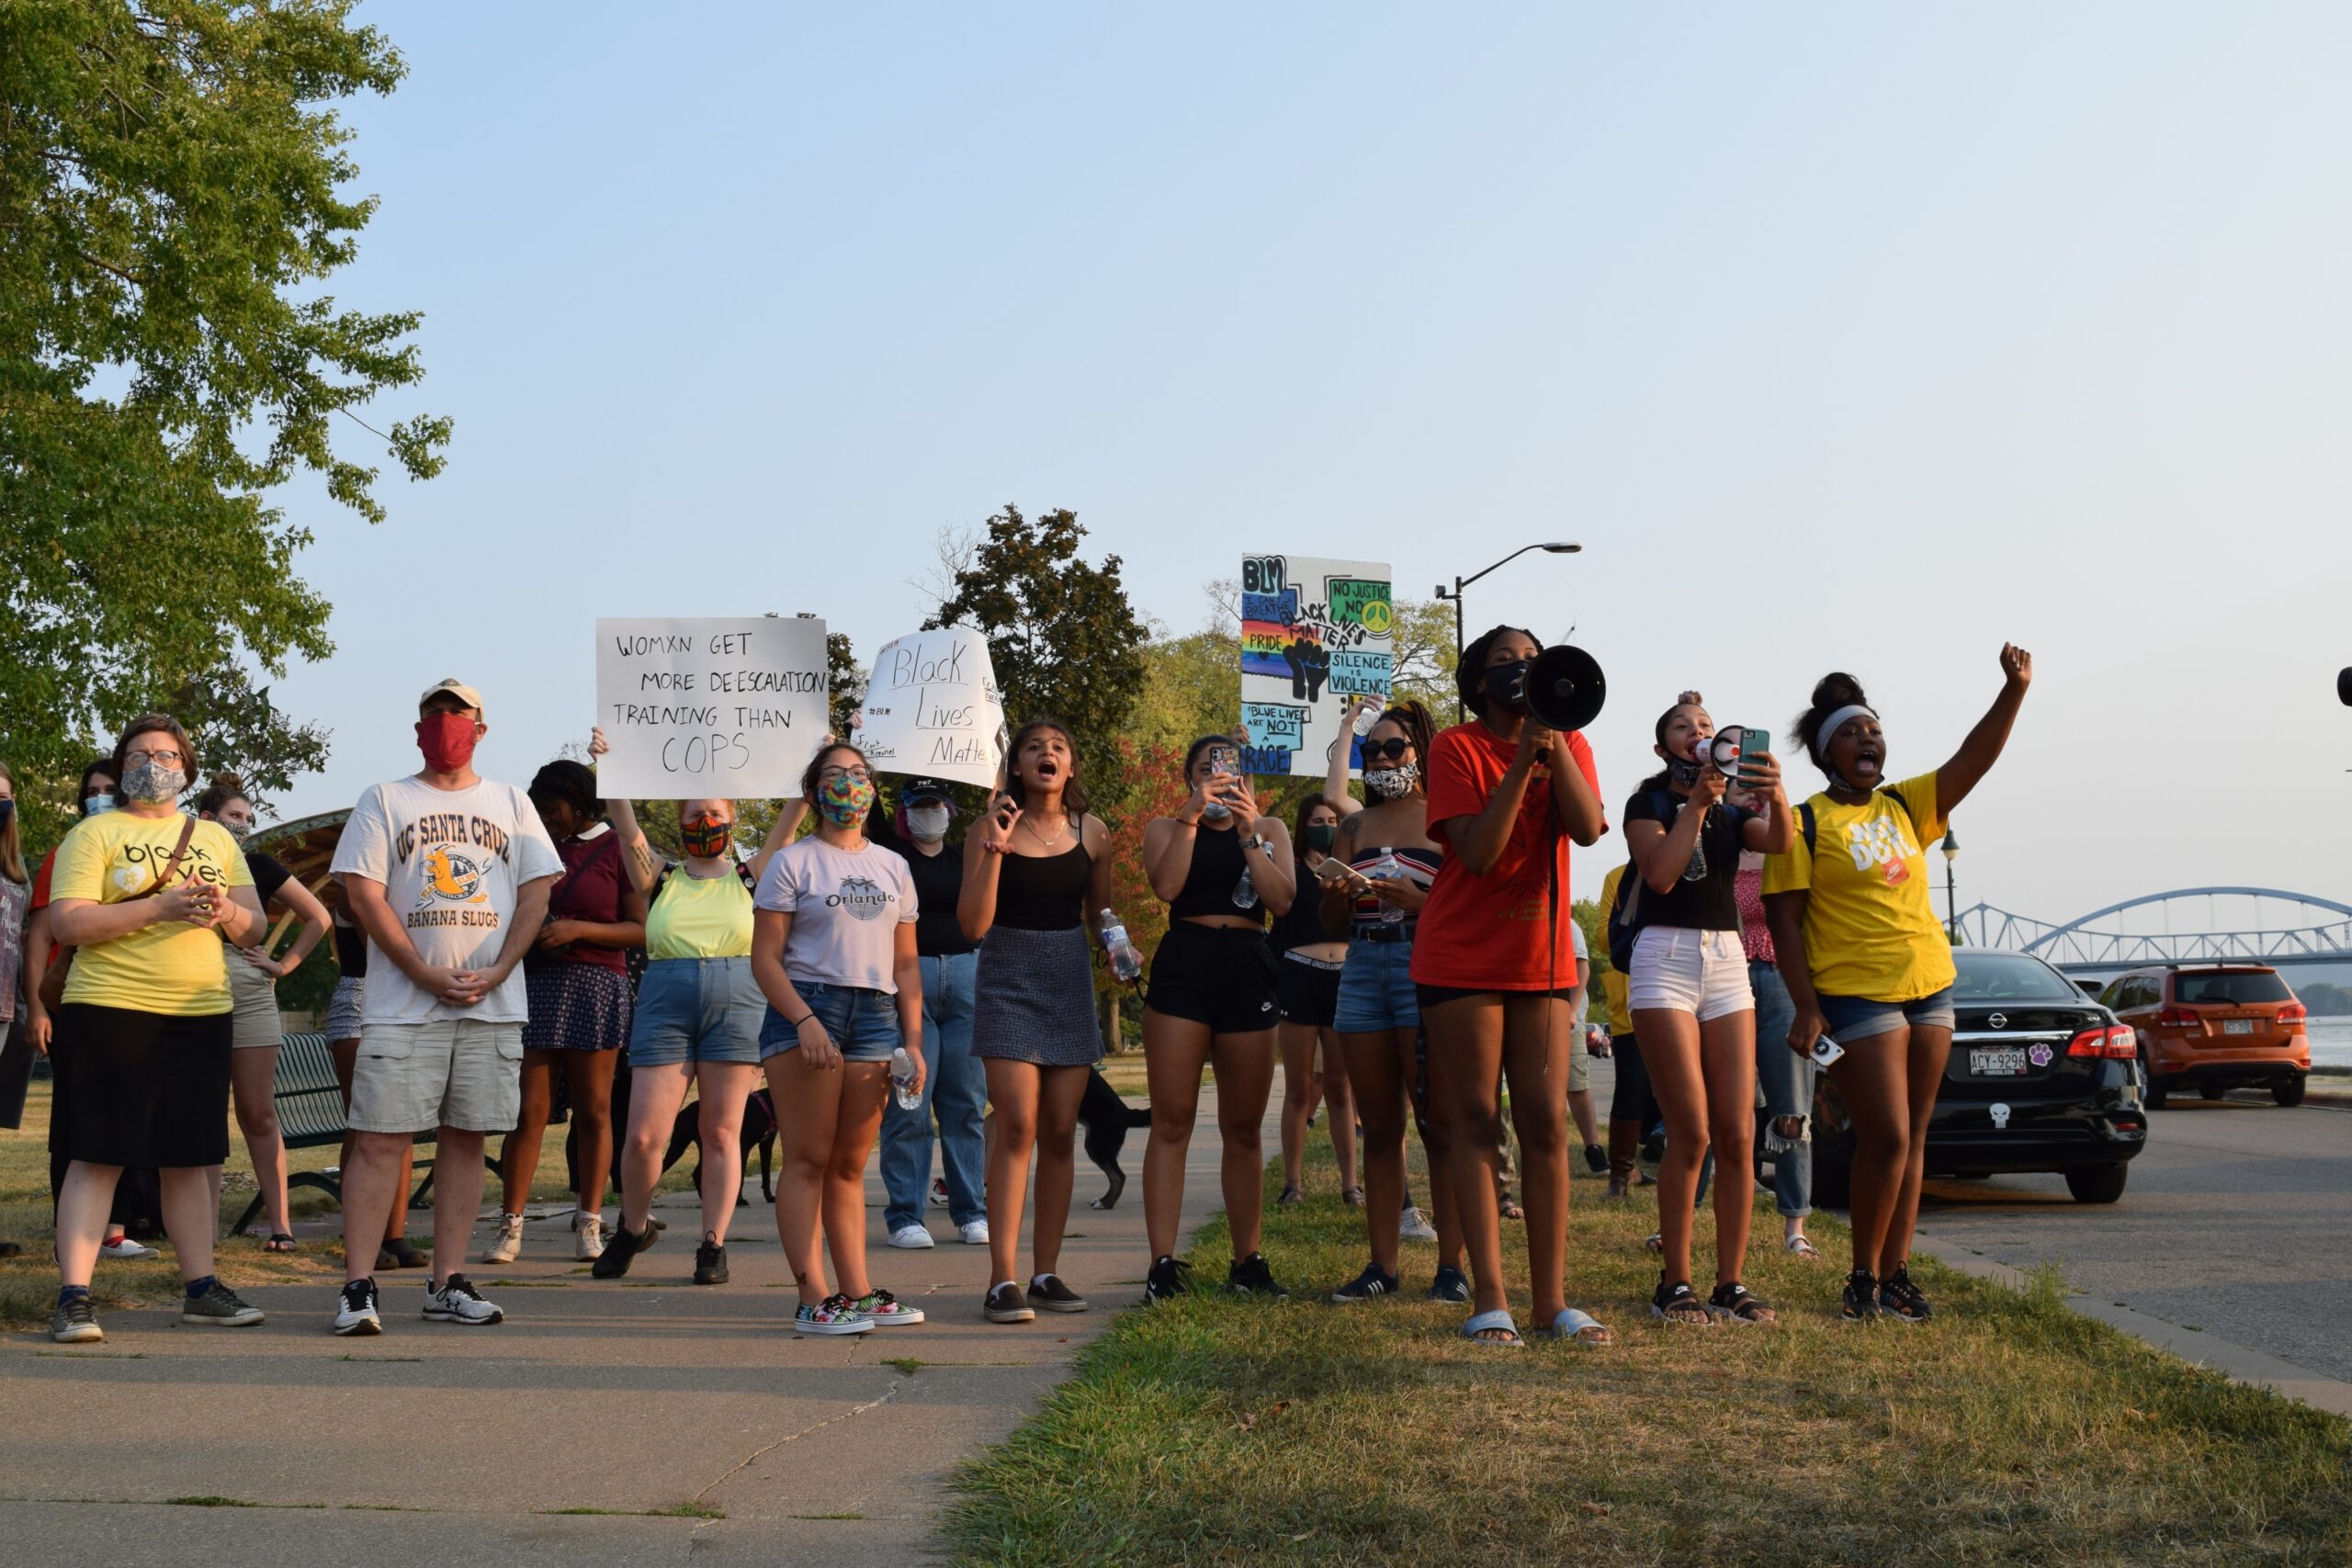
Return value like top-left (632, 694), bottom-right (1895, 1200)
top-left (1303, 822), bottom-right (1338, 852)
top-left (1482, 660), bottom-right (1532, 714)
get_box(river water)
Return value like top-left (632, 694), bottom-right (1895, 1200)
top-left (2307, 1015), bottom-right (2352, 1069)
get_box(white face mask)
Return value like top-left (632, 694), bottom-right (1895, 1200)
top-left (907, 804), bottom-right (951, 842)
top-left (1364, 762), bottom-right (1420, 800)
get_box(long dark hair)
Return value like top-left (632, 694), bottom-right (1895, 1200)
top-left (1006, 718), bottom-right (1090, 817)
top-left (528, 759), bottom-right (605, 826)
top-left (1290, 792), bottom-right (1340, 854)
top-left (1456, 625), bottom-right (1540, 718)
top-left (1792, 671), bottom-right (1871, 778)
top-left (1368, 699), bottom-right (1435, 773)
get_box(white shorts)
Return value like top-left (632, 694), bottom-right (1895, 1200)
top-left (348, 1019), bottom-right (523, 1135)
top-left (1628, 927), bottom-right (1754, 1023)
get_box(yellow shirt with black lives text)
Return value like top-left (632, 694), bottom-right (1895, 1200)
top-left (1761, 772), bottom-right (1952, 1003)
top-left (51, 811), bottom-right (253, 1016)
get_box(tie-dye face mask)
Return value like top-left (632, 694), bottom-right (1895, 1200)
top-left (818, 773), bottom-right (876, 828)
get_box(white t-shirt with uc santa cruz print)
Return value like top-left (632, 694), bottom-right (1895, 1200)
top-left (331, 774), bottom-right (565, 1025)
top-left (754, 837), bottom-right (916, 993)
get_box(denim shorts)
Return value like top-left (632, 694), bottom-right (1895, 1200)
top-left (1818, 987), bottom-right (1957, 1046)
top-left (1334, 935), bottom-right (1419, 1032)
top-left (759, 980), bottom-right (902, 1063)
top-left (630, 957), bottom-right (765, 1067)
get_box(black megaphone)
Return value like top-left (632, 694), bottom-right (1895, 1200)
top-left (2339, 667), bottom-right (2352, 706)
top-left (1524, 644), bottom-right (1607, 733)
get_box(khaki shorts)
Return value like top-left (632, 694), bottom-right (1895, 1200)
top-left (227, 956), bottom-right (283, 1051)
top-left (349, 1019), bottom-right (524, 1134)
top-left (1568, 1034), bottom-right (1590, 1095)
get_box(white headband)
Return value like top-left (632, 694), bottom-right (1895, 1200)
top-left (1816, 704), bottom-right (1878, 748)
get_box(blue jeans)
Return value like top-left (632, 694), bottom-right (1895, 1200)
top-left (760, 982), bottom-right (901, 1062)
top-left (1750, 959), bottom-right (1813, 1219)
top-left (880, 952), bottom-right (985, 1231)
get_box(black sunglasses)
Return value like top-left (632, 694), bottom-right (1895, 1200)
top-left (1361, 738), bottom-right (1414, 762)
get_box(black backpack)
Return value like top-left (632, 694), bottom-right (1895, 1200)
top-left (1604, 787), bottom-right (1683, 975)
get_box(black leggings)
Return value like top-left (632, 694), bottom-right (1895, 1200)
top-left (1610, 1028), bottom-right (1656, 1126)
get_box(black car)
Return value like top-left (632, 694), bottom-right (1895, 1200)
top-left (1812, 947), bottom-right (2149, 1206)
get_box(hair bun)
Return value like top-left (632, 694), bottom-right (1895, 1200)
top-left (1809, 671), bottom-right (1868, 712)
top-left (209, 770), bottom-right (245, 793)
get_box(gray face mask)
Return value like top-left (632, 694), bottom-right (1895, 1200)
top-left (221, 819), bottom-right (253, 842)
top-left (119, 761), bottom-right (187, 805)
top-left (1363, 762), bottom-right (1420, 800)
top-left (907, 805), bottom-right (951, 842)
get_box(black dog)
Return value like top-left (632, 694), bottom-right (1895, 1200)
top-left (1080, 1068), bottom-right (1152, 1210)
top-left (660, 1087), bottom-right (780, 1205)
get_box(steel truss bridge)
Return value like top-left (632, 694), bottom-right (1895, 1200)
top-left (1951, 888), bottom-right (2352, 973)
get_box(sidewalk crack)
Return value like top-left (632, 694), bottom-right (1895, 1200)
top-left (689, 1374), bottom-right (904, 1506)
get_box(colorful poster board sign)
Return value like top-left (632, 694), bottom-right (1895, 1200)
top-left (852, 626), bottom-right (1009, 788)
top-left (1238, 554), bottom-right (1394, 776)
top-left (594, 616), bottom-right (830, 796)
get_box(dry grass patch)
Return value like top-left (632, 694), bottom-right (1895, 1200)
top-left (948, 1145), bottom-right (2351, 1565)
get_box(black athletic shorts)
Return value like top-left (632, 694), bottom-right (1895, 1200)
top-left (1275, 951), bottom-right (1343, 1028)
top-left (1147, 922), bottom-right (1280, 1034)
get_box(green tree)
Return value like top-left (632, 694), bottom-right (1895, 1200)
top-left (1, 0), bottom-right (447, 846)
top-left (923, 505), bottom-right (1147, 808)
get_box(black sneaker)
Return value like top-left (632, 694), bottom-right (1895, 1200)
top-left (1880, 1265), bottom-right (1933, 1323)
top-left (694, 1238), bottom-right (729, 1286)
top-left (985, 1282), bottom-right (1035, 1324)
top-left (1841, 1269), bottom-right (1883, 1323)
top-left (1028, 1274), bottom-right (1089, 1313)
top-left (1143, 1255), bottom-right (1193, 1304)
top-left (590, 1222), bottom-right (655, 1280)
top-left (333, 1278), bottom-right (382, 1337)
top-left (51, 1295), bottom-right (103, 1344)
top-left (1582, 1143), bottom-right (1609, 1174)
top-left (182, 1280), bottom-right (266, 1327)
top-left (1227, 1252), bottom-right (1289, 1298)
top-left (1329, 1261), bottom-right (1400, 1303)
top-left (1426, 1264), bottom-right (1470, 1303)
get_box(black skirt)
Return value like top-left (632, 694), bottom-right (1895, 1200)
top-left (50, 1003), bottom-right (232, 1168)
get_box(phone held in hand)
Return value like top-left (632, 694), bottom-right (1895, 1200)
top-left (1809, 1034), bottom-right (1845, 1067)
top-left (1736, 728), bottom-right (1771, 781)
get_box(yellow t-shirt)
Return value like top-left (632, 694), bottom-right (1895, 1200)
top-left (1760, 772), bottom-right (1952, 1003)
top-left (51, 811), bottom-right (252, 1016)
top-left (1598, 863), bottom-right (1634, 1034)
top-left (645, 866), bottom-right (755, 960)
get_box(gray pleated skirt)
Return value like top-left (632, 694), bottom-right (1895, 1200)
top-left (971, 925), bottom-right (1103, 1066)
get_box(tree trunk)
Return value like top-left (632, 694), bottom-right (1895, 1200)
top-left (1100, 989), bottom-right (1125, 1056)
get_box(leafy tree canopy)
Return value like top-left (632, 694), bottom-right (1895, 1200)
top-left (924, 505), bottom-right (1147, 810)
top-left (1, 0), bottom-right (447, 845)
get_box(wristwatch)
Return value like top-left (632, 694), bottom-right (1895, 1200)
top-left (1242, 833), bottom-right (1272, 856)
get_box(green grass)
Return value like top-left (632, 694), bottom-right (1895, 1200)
top-left (946, 1145), bottom-right (2352, 1566)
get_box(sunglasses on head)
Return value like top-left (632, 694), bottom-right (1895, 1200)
top-left (1361, 738), bottom-right (1414, 762)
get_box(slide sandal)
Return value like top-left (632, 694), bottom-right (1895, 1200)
top-left (1460, 1308), bottom-right (1525, 1348)
top-left (265, 1234), bottom-right (299, 1254)
top-left (1539, 1307), bottom-right (1611, 1346)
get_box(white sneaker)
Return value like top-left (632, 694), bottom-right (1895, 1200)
top-left (482, 1213), bottom-right (524, 1265)
top-left (575, 1213), bottom-right (605, 1261)
top-left (334, 1279), bottom-right (382, 1337)
top-left (98, 1235), bottom-right (159, 1261)
top-left (422, 1273), bottom-right (504, 1325)
top-left (888, 1224), bottom-right (935, 1249)
top-left (957, 1218), bottom-right (991, 1246)
top-left (1399, 1206), bottom-right (1439, 1242)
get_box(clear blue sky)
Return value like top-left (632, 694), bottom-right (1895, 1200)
top-left (268, 2), bottom-right (2352, 931)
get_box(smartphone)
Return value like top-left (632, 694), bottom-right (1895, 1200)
top-left (1737, 728), bottom-right (1772, 779)
top-left (1809, 1034), bottom-right (1845, 1067)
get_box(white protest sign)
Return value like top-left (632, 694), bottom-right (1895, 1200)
top-left (852, 626), bottom-right (1008, 787)
top-left (594, 616), bottom-right (830, 797)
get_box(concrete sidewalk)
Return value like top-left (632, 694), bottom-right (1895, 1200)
top-left (0, 1080), bottom-right (1249, 1566)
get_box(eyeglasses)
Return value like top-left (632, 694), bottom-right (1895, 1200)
top-left (1361, 738), bottom-right (1414, 762)
top-left (123, 748), bottom-right (183, 767)
top-left (820, 767), bottom-right (874, 785)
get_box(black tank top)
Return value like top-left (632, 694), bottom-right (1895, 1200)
top-left (1267, 857), bottom-right (1337, 953)
top-left (1168, 820), bottom-right (1269, 927)
top-left (992, 840), bottom-right (1090, 931)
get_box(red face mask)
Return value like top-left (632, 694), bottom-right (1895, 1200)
top-left (416, 712), bottom-right (480, 773)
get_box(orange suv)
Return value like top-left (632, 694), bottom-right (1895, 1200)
top-left (2102, 965), bottom-right (2311, 1108)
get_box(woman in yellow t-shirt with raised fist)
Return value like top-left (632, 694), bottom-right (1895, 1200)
top-left (1762, 646), bottom-right (2032, 1325)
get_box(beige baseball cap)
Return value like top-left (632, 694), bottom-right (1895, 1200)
top-left (418, 677), bottom-right (485, 716)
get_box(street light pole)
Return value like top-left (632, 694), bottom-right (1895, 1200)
top-left (1434, 541), bottom-right (1582, 722)
top-left (1941, 829), bottom-right (1960, 942)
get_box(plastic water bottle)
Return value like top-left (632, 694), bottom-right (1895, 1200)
top-left (1369, 851), bottom-right (1407, 925)
top-left (1099, 909), bottom-right (1145, 984)
top-left (888, 1047), bottom-right (922, 1111)
top-left (1351, 697), bottom-right (1385, 737)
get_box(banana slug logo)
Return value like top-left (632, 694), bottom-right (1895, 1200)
top-left (418, 845), bottom-right (492, 908)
